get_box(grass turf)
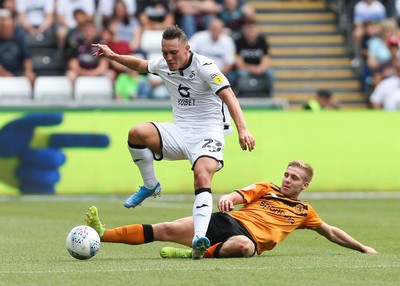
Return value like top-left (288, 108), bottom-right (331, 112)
top-left (0, 196), bottom-right (399, 286)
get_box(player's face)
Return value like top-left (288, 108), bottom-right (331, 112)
top-left (161, 38), bottom-right (189, 71)
top-left (280, 166), bottom-right (309, 199)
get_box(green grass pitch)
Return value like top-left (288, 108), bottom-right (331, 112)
top-left (0, 195), bottom-right (399, 286)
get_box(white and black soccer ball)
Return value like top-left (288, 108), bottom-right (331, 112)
top-left (66, 225), bottom-right (101, 260)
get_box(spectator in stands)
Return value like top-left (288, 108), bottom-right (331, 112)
top-left (136, 0), bottom-right (174, 31)
top-left (175, 0), bottom-right (221, 39)
top-left (352, 0), bottom-right (386, 67)
top-left (234, 18), bottom-right (274, 96)
top-left (0, 9), bottom-right (36, 85)
top-left (189, 18), bottom-right (236, 83)
top-left (303, 89), bottom-right (340, 111)
top-left (370, 57), bottom-right (400, 110)
top-left (394, 0), bottom-right (400, 17)
top-left (359, 20), bottom-right (379, 94)
top-left (16, 0), bottom-right (55, 39)
top-left (98, 0), bottom-right (136, 25)
top-left (1, 0), bottom-right (16, 18)
top-left (218, 0), bottom-right (255, 35)
top-left (367, 18), bottom-right (398, 72)
top-left (56, 0), bottom-right (96, 49)
top-left (373, 34), bottom-right (400, 86)
top-left (101, 18), bottom-right (132, 75)
top-left (101, 18), bottom-right (150, 100)
top-left (110, 0), bottom-right (142, 53)
top-left (363, 18), bottom-right (398, 94)
top-left (65, 20), bottom-right (115, 85)
top-left (64, 9), bottom-right (90, 60)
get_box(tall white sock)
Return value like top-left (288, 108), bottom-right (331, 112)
top-left (192, 190), bottom-right (212, 240)
top-left (127, 145), bottom-right (158, 189)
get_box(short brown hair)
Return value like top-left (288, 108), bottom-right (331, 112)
top-left (162, 25), bottom-right (188, 44)
top-left (287, 160), bottom-right (314, 182)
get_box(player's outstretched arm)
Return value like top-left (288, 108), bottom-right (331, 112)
top-left (218, 192), bottom-right (246, 213)
top-left (218, 88), bottom-right (255, 152)
top-left (92, 43), bottom-right (149, 73)
top-left (315, 222), bottom-right (378, 254)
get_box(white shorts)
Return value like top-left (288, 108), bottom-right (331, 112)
top-left (151, 122), bottom-right (225, 171)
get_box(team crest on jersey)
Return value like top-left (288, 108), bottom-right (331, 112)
top-left (295, 204), bottom-right (305, 214)
top-left (210, 72), bottom-right (224, 85)
top-left (188, 70), bottom-right (196, 80)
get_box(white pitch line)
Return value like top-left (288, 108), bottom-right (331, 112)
top-left (1, 264), bottom-right (400, 275)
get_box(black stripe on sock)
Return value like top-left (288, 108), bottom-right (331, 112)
top-left (143, 224), bottom-right (154, 243)
top-left (214, 242), bottom-right (224, 258)
top-left (128, 141), bottom-right (146, 149)
top-left (194, 188), bottom-right (212, 195)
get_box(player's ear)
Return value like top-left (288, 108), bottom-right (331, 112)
top-left (186, 44), bottom-right (190, 52)
top-left (301, 181), bottom-right (309, 190)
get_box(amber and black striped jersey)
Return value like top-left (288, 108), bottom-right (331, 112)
top-left (229, 181), bottom-right (323, 255)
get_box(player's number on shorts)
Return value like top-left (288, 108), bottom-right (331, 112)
top-left (202, 139), bottom-right (222, 153)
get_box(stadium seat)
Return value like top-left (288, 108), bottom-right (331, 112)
top-left (24, 31), bottom-right (57, 49)
top-left (236, 75), bottom-right (272, 98)
top-left (0, 77), bottom-right (32, 101)
top-left (33, 76), bottom-right (73, 102)
top-left (74, 76), bottom-right (114, 101)
top-left (140, 30), bottom-right (163, 55)
top-left (31, 48), bottom-right (64, 76)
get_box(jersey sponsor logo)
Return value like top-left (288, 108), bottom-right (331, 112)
top-left (203, 62), bottom-right (212, 66)
top-left (178, 84), bottom-right (190, 97)
top-left (259, 200), bottom-right (295, 224)
top-left (177, 84), bottom-right (195, 106)
top-left (177, 98), bottom-right (196, 106)
top-left (211, 72), bottom-right (224, 85)
top-left (167, 72), bottom-right (176, 75)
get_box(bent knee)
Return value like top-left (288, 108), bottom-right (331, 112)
top-left (128, 123), bottom-right (156, 144)
top-left (220, 235), bottom-right (255, 258)
top-left (128, 126), bottom-right (141, 142)
top-left (235, 238), bottom-right (255, 258)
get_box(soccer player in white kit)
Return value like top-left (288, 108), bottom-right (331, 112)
top-left (92, 25), bottom-right (255, 259)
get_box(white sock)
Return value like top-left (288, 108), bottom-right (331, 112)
top-left (192, 191), bottom-right (212, 240)
top-left (127, 145), bottom-right (158, 189)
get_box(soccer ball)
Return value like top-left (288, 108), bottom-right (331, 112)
top-left (66, 225), bottom-right (101, 260)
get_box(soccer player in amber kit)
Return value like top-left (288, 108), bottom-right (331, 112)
top-left (86, 160), bottom-right (378, 259)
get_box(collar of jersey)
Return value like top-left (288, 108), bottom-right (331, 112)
top-left (178, 51), bottom-right (194, 76)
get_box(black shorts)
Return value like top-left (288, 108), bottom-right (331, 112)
top-left (206, 212), bottom-right (257, 252)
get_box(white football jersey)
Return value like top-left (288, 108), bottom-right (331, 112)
top-left (370, 75), bottom-right (400, 110)
top-left (147, 52), bottom-right (232, 131)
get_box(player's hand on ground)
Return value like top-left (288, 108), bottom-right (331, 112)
top-left (0, 113), bottom-right (109, 193)
top-left (363, 246), bottom-right (379, 254)
top-left (239, 130), bottom-right (255, 152)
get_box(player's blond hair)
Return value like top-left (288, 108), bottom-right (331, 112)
top-left (288, 160), bottom-right (314, 183)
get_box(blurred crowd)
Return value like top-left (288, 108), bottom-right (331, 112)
top-left (0, 0), bottom-right (275, 101)
top-left (351, 0), bottom-right (400, 110)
